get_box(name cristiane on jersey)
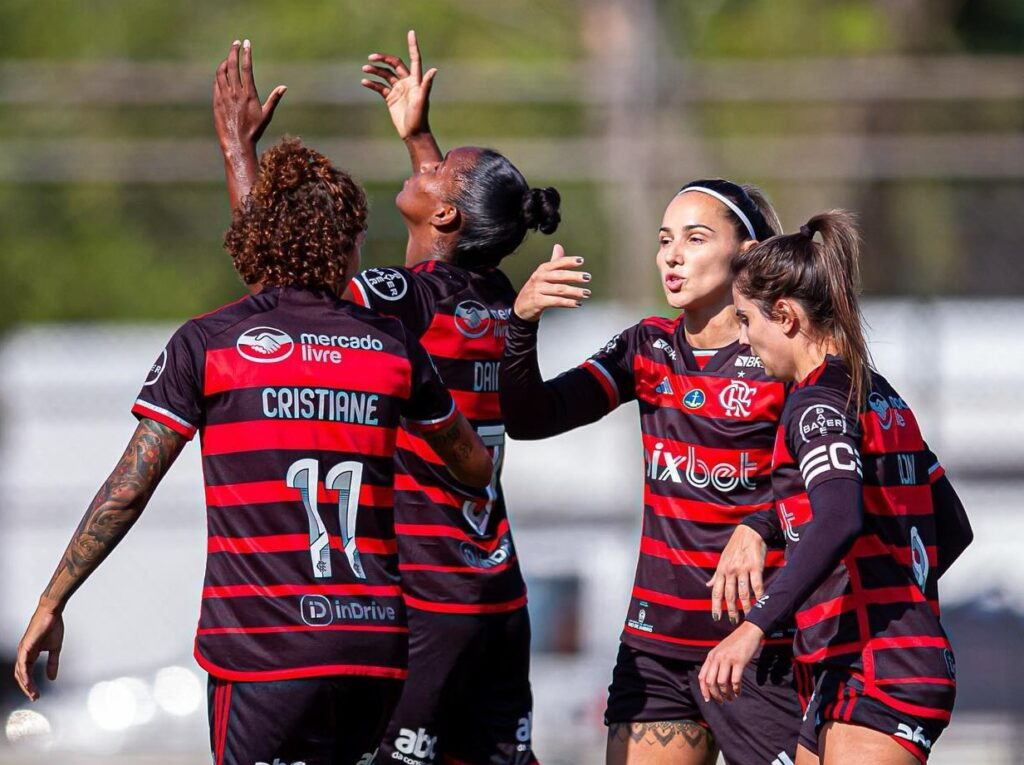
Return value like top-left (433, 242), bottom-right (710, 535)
top-left (262, 387), bottom-right (380, 425)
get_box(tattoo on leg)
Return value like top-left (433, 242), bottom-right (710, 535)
top-left (608, 720), bottom-right (713, 750)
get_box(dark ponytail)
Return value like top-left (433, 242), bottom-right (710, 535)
top-left (448, 148), bottom-right (561, 268)
top-left (732, 210), bottom-right (873, 409)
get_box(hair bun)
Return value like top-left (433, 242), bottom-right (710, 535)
top-left (522, 186), bottom-right (561, 235)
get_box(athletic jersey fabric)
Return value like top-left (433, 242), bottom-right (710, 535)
top-left (132, 286), bottom-right (456, 681)
top-left (745, 357), bottom-right (967, 727)
top-left (350, 263), bottom-right (527, 614)
top-left (501, 313), bottom-right (795, 661)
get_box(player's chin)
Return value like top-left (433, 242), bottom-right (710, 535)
top-left (661, 286), bottom-right (689, 311)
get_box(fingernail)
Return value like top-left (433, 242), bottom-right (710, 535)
top-left (712, 613), bottom-right (720, 622)
top-left (243, 39), bottom-right (250, 48)
top-left (729, 616), bottom-right (738, 625)
top-left (233, 40), bottom-right (240, 46)
top-left (575, 257), bottom-right (584, 264)
top-left (583, 289), bottom-right (592, 297)
top-left (582, 273), bottom-right (592, 282)
top-left (574, 301), bottom-right (582, 307)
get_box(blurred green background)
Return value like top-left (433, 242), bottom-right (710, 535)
top-left (1, 0), bottom-right (1023, 328)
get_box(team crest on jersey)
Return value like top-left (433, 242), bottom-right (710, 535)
top-left (719, 380), bottom-right (755, 417)
top-left (453, 300), bottom-right (491, 338)
top-left (362, 267), bottom-right (408, 301)
top-left (236, 326), bottom-right (294, 363)
top-left (682, 389), bottom-right (706, 409)
top-left (143, 348), bottom-right (167, 386)
top-left (798, 404), bottom-right (847, 442)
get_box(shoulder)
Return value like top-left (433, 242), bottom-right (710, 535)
top-left (352, 266), bottom-right (419, 303)
top-left (784, 377), bottom-right (858, 446)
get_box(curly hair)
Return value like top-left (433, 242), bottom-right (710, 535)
top-left (225, 137), bottom-right (368, 291)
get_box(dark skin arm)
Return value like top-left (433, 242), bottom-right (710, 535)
top-left (14, 419), bottom-right (186, 700)
top-left (422, 413), bottom-right (493, 489)
top-left (213, 38), bottom-right (286, 215)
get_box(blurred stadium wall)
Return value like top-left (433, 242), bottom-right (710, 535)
top-left (1, 1), bottom-right (1023, 763)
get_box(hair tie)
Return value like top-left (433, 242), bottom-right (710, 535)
top-left (799, 224), bottom-right (813, 238)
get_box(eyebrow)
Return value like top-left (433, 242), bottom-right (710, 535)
top-left (684, 223), bottom-right (715, 233)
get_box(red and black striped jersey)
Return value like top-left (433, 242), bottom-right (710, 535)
top-left (131, 287), bottom-right (456, 682)
top-left (350, 263), bottom-right (527, 614)
top-left (582, 316), bottom-right (793, 661)
top-left (754, 357), bottom-right (957, 721)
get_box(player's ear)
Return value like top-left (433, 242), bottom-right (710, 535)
top-left (430, 203), bottom-right (459, 232)
top-left (773, 298), bottom-right (798, 334)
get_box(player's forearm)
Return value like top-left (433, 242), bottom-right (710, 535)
top-left (39, 419), bottom-right (185, 611)
top-left (424, 415), bottom-right (493, 488)
top-left (500, 314), bottom-right (610, 439)
top-left (403, 131), bottom-right (442, 170)
top-left (221, 141), bottom-right (260, 216)
top-left (746, 478), bottom-right (863, 635)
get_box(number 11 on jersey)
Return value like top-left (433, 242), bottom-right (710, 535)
top-left (286, 458), bottom-right (366, 580)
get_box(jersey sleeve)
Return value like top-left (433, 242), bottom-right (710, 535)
top-left (499, 314), bottom-right (628, 440)
top-left (131, 321), bottom-right (206, 440)
top-left (349, 266), bottom-right (436, 337)
top-left (784, 386), bottom-right (863, 492)
top-left (400, 330), bottom-right (458, 433)
top-left (577, 325), bottom-right (640, 410)
top-left (924, 445), bottom-right (973, 577)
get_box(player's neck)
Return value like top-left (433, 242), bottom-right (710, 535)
top-left (793, 335), bottom-right (839, 383)
top-left (404, 231), bottom-right (456, 268)
top-left (683, 300), bottom-right (739, 350)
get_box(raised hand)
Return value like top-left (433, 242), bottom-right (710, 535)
top-left (213, 39), bottom-right (287, 152)
top-left (360, 30), bottom-right (438, 141)
top-left (514, 245), bottom-right (592, 322)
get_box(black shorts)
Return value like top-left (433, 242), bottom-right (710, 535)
top-left (208, 674), bottom-right (402, 765)
top-left (605, 643), bottom-right (802, 765)
top-left (378, 607), bottom-right (538, 765)
top-left (798, 665), bottom-right (956, 764)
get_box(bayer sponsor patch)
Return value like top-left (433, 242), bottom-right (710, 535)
top-left (143, 348), bottom-right (167, 386)
top-left (798, 403), bottom-right (848, 442)
top-left (362, 267), bottom-right (408, 301)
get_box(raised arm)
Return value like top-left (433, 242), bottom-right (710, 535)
top-left (14, 419), bottom-right (186, 700)
top-left (360, 30), bottom-right (442, 170)
top-left (213, 39), bottom-right (287, 215)
top-left (500, 245), bottom-right (612, 439)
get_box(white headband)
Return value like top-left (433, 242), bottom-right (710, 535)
top-left (677, 186), bottom-right (758, 241)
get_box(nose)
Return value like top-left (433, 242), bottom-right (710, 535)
top-left (739, 323), bottom-right (750, 347)
top-left (663, 241), bottom-right (684, 267)
top-left (418, 160), bottom-right (439, 175)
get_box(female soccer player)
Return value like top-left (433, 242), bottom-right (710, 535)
top-left (500, 181), bottom-right (806, 765)
top-left (213, 34), bottom-right (557, 765)
top-left (697, 211), bottom-right (973, 764)
top-left (14, 136), bottom-right (493, 765)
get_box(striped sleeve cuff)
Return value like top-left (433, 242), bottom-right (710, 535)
top-left (132, 399), bottom-right (198, 439)
top-left (402, 398), bottom-right (458, 434)
top-left (928, 459), bottom-right (945, 484)
top-left (349, 279), bottom-right (370, 307)
top-left (580, 359), bottom-right (620, 408)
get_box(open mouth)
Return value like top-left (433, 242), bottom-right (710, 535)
top-left (664, 274), bottom-right (684, 292)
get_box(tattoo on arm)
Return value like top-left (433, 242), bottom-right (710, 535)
top-left (608, 721), bottom-right (716, 751)
top-left (41, 419), bottom-right (187, 608)
top-left (423, 419), bottom-right (473, 462)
